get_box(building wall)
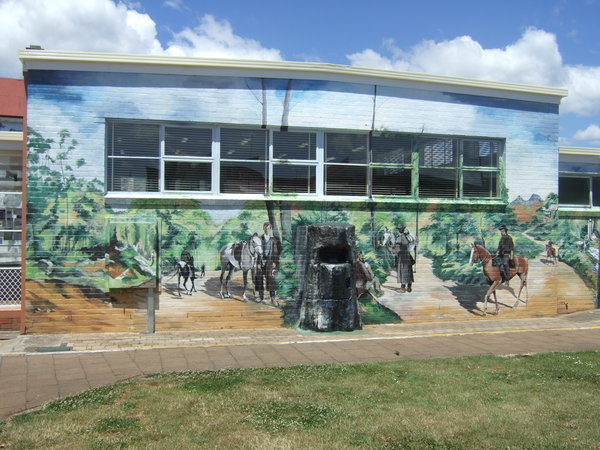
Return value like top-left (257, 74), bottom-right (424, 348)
top-left (0, 77), bottom-right (24, 330)
top-left (23, 70), bottom-right (597, 333)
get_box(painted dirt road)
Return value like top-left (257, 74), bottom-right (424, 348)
top-left (376, 242), bottom-right (595, 322)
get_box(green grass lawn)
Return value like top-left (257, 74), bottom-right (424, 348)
top-left (2, 351), bottom-right (599, 449)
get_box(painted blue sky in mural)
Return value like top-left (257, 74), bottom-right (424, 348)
top-left (1, 0), bottom-right (600, 147)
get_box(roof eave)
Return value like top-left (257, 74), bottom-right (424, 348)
top-left (19, 49), bottom-right (569, 103)
top-left (559, 146), bottom-right (600, 156)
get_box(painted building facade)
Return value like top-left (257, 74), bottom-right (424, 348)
top-left (19, 49), bottom-right (598, 334)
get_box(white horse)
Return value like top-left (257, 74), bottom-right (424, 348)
top-left (382, 226), bottom-right (396, 248)
top-left (219, 233), bottom-right (263, 302)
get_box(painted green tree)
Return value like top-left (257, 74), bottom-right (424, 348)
top-left (26, 128), bottom-right (165, 291)
top-left (27, 128), bottom-right (105, 282)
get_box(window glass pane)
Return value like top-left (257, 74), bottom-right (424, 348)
top-left (221, 128), bottom-right (267, 160)
top-left (325, 133), bottom-right (367, 164)
top-left (325, 165), bottom-right (367, 196)
top-left (463, 171), bottom-right (498, 197)
top-left (372, 167), bottom-right (411, 196)
top-left (0, 208), bottom-right (21, 230)
top-left (0, 154), bottom-right (22, 192)
top-left (418, 138), bottom-right (457, 167)
top-left (273, 165), bottom-right (316, 194)
top-left (593, 178), bottom-right (600, 207)
top-left (559, 177), bottom-right (590, 205)
top-left (273, 132), bottom-right (316, 160)
top-left (220, 161), bottom-right (266, 194)
top-left (371, 134), bottom-right (412, 164)
top-left (110, 122), bottom-right (159, 157)
top-left (0, 117), bottom-right (22, 132)
top-left (463, 140), bottom-right (500, 167)
top-left (165, 161), bottom-right (211, 191)
top-left (419, 168), bottom-right (458, 198)
top-left (108, 158), bottom-right (159, 192)
top-left (0, 230), bottom-right (21, 265)
top-left (165, 127), bottom-right (212, 157)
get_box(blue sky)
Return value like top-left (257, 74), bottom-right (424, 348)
top-left (1, 0), bottom-right (599, 147)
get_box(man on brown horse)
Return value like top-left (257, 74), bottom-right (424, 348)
top-left (496, 225), bottom-right (514, 283)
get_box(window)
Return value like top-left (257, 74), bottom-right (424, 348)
top-left (272, 131), bottom-right (317, 194)
top-left (107, 122), bottom-right (160, 192)
top-left (0, 151), bottom-right (22, 267)
top-left (462, 139), bottom-right (501, 198)
top-left (559, 175), bottom-right (600, 207)
top-left (371, 133), bottom-right (412, 196)
top-left (325, 133), bottom-right (368, 196)
top-left (417, 137), bottom-right (500, 199)
top-left (106, 120), bottom-right (503, 201)
top-left (164, 126), bottom-right (212, 192)
top-left (418, 138), bottom-right (458, 198)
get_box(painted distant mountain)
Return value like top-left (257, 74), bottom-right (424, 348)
top-left (511, 194), bottom-right (544, 223)
top-left (510, 194), bottom-right (543, 207)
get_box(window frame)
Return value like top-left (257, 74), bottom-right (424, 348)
top-left (162, 124), bottom-right (215, 193)
top-left (105, 119), bottom-right (505, 203)
top-left (270, 130), bottom-right (319, 196)
top-left (559, 174), bottom-right (600, 208)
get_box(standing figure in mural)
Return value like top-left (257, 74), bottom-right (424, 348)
top-left (496, 225), bottom-right (514, 282)
top-left (391, 225), bottom-right (417, 292)
top-left (545, 240), bottom-right (557, 265)
top-left (200, 264), bottom-right (206, 277)
top-left (255, 222), bottom-right (282, 306)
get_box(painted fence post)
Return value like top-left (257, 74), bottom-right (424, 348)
top-left (146, 287), bottom-right (155, 333)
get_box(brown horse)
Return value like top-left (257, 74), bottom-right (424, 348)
top-left (469, 243), bottom-right (528, 315)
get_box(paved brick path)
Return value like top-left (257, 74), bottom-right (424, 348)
top-left (1, 310), bottom-right (599, 419)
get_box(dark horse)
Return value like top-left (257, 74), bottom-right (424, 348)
top-left (470, 243), bottom-right (528, 315)
top-left (175, 251), bottom-right (196, 296)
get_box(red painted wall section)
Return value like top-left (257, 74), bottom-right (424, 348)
top-left (0, 78), bottom-right (25, 118)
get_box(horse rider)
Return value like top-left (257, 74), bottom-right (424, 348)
top-left (546, 240), bottom-right (556, 262)
top-left (496, 225), bottom-right (514, 282)
top-left (256, 222), bottom-right (282, 305)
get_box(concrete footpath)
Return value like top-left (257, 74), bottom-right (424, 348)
top-left (1, 310), bottom-right (600, 419)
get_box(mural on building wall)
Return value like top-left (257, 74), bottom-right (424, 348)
top-left (24, 129), bottom-right (598, 331)
top-left (23, 69), bottom-right (598, 332)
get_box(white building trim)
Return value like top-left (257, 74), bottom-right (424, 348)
top-left (19, 49), bottom-right (568, 105)
top-left (559, 146), bottom-right (600, 157)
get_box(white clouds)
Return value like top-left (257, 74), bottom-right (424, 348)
top-left (573, 124), bottom-right (600, 144)
top-left (0, 0), bottom-right (280, 79)
top-left (561, 65), bottom-right (600, 116)
top-left (163, 0), bottom-right (187, 12)
top-left (0, 0), bottom-right (163, 77)
top-left (347, 27), bottom-right (600, 121)
top-left (163, 14), bottom-right (282, 60)
top-left (348, 28), bottom-right (564, 86)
